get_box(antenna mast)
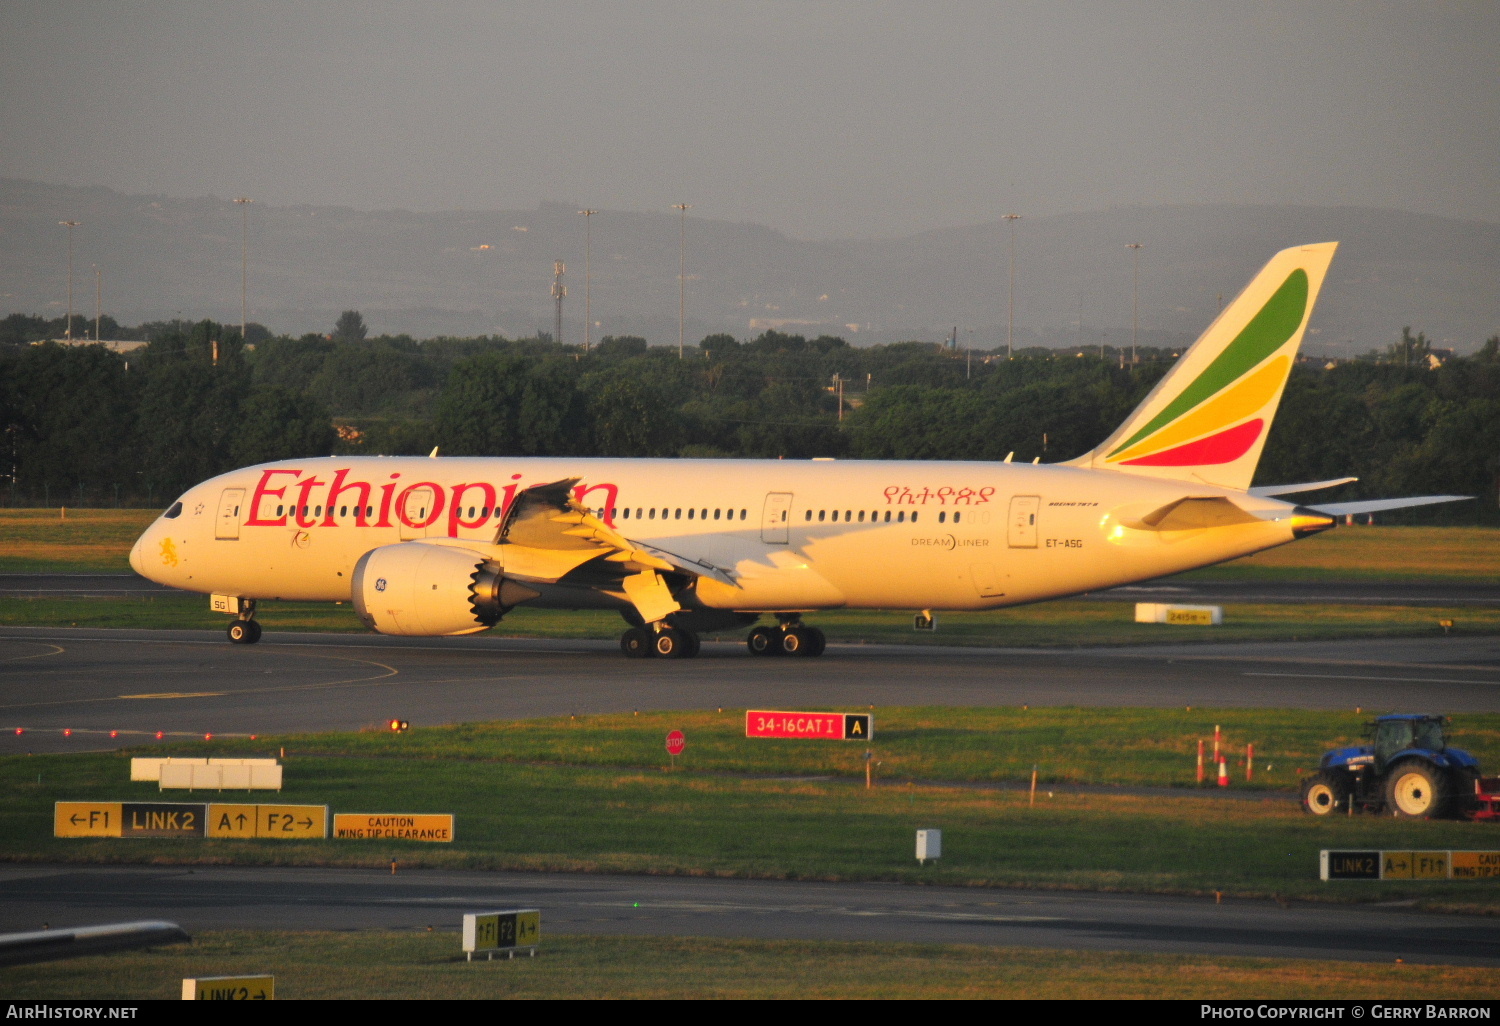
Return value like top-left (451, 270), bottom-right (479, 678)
top-left (551, 260), bottom-right (566, 345)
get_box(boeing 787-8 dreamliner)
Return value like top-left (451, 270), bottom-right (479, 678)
top-left (130, 243), bottom-right (1465, 657)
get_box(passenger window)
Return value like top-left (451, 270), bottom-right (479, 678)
top-left (898, 511), bottom-right (905, 523)
top-left (954, 511), bottom-right (962, 524)
top-left (675, 508), bottom-right (682, 519)
top-left (741, 509), bottom-right (747, 520)
top-left (939, 511), bottom-right (946, 523)
top-left (714, 509), bottom-right (721, 520)
top-left (857, 510), bottom-right (865, 522)
top-left (622, 508), bottom-right (630, 519)
top-left (805, 510), bottom-right (812, 521)
top-left (163, 501), bottom-right (183, 519)
top-left (845, 511), bottom-right (852, 522)
top-left (276, 505), bottom-right (284, 517)
top-left (649, 508), bottom-right (656, 519)
top-left (818, 510), bottom-right (825, 522)
top-left (912, 512), bottom-right (919, 523)
top-left (688, 508), bottom-right (695, 520)
top-left (367, 506), bottom-right (374, 518)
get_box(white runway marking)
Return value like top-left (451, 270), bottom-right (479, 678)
top-left (1245, 671), bottom-right (1500, 686)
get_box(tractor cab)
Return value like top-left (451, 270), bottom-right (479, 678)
top-left (1368, 715), bottom-right (1447, 771)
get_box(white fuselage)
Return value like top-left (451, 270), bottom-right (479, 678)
top-left (130, 456), bottom-right (1308, 614)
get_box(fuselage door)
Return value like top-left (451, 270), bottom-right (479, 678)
top-left (1008, 495), bottom-right (1040, 548)
top-left (399, 486), bottom-right (437, 540)
top-left (761, 492), bottom-right (793, 545)
top-left (215, 488), bottom-right (245, 540)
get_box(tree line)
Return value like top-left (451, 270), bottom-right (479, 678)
top-left (3, 312), bottom-right (1496, 521)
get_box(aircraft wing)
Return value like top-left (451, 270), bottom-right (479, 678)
top-left (494, 478), bottom-right (736, 587)
top-left (1305, 495), bottom-right (1472, 517)
top-left (1247, 477), bottom-right (1357, 497)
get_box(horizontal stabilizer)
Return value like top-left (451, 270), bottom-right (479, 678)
top-left (1308, 495), bottom-right (1472, 517)
top-left (1125, 496), bottom-right (1261, 531)
top-left (1248, 477), bottom-right (1357, 497)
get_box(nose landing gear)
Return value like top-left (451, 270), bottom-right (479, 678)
top-left (227, 618), bottom-right (262, 644)
top-left (225, 598), bottom-right (261, 644)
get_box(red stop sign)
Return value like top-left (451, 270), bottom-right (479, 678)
top-left (665, 730), bottom-right (686, 755)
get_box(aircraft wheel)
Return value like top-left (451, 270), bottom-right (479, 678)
top-left (227, 620), bottom-right (261, 645)
top-left (653, 627), bottom-right (693, 659)
top-left (804, 626), bottom-right (826, 657)
top-left (779, 627), bottom-right (810, 656)
top-left (620, 627), bottom-right (655, 658)
top-left (684, 630), bottom-right (702, 658)
top-left (747, 626), bottom-right (781, 657)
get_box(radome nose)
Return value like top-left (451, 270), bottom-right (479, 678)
top-left (128, 528), bottom-right (148, 576)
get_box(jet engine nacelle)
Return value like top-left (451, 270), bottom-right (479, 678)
top-left (351, 542), bottom-right (536, 637)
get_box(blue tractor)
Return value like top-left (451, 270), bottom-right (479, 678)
top-left (1300, 714), bottom-right (1481, 819)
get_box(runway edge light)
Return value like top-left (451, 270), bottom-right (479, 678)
top-left (389, 719), bottom-right (409, 733)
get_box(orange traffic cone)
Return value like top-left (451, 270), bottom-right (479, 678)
top-left (1217, 758), bottom-right (1229, 787)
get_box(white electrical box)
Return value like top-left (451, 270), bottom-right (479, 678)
top-left (916, 828), bottom-right (942, 863)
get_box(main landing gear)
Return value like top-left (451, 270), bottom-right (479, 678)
top-left (620, 625), bottom-right (701, 659)
top-left (618, 616), bottom-right (825, 659)
top-left (226, 599), bottom-right (262, 645)
top-left (747, 617), bottom-right (825, 658)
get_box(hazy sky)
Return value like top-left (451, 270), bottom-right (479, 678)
top-left (3, 1), bottom-right (1496, 238)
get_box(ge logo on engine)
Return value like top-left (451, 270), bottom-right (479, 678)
top-left (375, 578), bottom-right (387, 592)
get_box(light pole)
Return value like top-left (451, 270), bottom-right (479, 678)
top-left (234, 198), bottom-right (252, 341)
top-left (1126, 243), bottom-right (1143, 365)
top-left (58, 221), bottom-right (80, 339)
top-left (1003, 213), bottom-right (1021, 359)
top-left (578, 209), bottom-right (597, 351)
top-left (673, 203), bottom-right (691, 359)
top-left (94, 266), bottom-right (101, 342)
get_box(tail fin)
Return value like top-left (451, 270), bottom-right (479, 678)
top-left (1066, 242), bottom-right (1338, 491)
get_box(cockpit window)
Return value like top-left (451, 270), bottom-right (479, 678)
top-left (163, 501), bottom-right (184, 520)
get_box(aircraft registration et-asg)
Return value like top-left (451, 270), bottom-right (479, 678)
top-left (130, 243), bottom-right (1466, 658)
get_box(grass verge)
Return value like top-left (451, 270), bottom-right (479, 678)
top-left (5, 707), bottom-right (1500, 910)
top-left (2, 931), bottom-right (1494, 1000)
top-left (186, 706), bottom-right (1500, 795)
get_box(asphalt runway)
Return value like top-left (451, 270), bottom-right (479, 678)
top-left (3, 865), bottom-right (1497, 966)
top-left (6, 573), bottom-right (1499, 606)
top-left (1, 626), bottom-right (1497, 753)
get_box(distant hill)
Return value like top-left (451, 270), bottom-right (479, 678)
top-left (2, 179), bottom-right (1496, 352)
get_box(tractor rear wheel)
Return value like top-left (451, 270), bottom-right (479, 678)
top-left (1385, 759), bottom-right (1449, 818)
top-left (1300, 770), bottom-right (1350, 816)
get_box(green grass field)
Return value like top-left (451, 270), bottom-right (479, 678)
top-left (3, 931), bottom-right (1494, 1000)
top-left (6, 709), bottom-right (1499, 910)
top-left (190, 706), bottom-right (1500, 795)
